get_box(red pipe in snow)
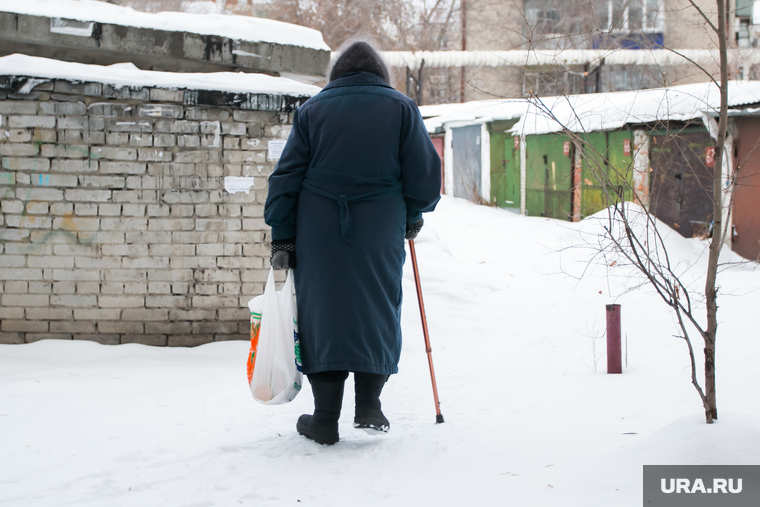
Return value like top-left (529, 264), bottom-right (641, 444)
top-left (606, 304), bottom-right (622, 374)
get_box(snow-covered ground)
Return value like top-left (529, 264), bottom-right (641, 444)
top-left (2, 196), bottom-right (759, 506)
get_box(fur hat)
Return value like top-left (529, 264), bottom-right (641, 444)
top-left (329, 41), bottom-right (390, 84)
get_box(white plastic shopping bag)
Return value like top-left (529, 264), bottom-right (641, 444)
top-left (246, 268), bottom-right (302, 404)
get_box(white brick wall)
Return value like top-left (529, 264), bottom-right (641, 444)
top-left (0, 78), bottom-right (296, 345)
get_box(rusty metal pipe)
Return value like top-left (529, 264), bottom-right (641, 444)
top-left (606, 304), bottom-right (622, 374)
top-left (408, 239), bottom-right (444, 423)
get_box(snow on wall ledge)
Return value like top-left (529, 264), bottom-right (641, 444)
top-left (0, 0), bottom-right (330, 51)
top-left (0, 55), bottom-right (322, 101)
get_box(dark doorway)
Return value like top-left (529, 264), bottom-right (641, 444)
top-left (650, 131), bottom-right (714, 238)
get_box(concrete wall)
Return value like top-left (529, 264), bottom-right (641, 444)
top-left (463, 66), bottom-right (524, 100)
top-left (0, 78), bottom-right (301, 346)
top-left (0, 12), bottom-right (330, 82)
top-left (659, 0), bottom-right (724, 85)
top-left (463, 0), bottom-right (525, 100)
top-left (663, 0), bottom-right (720, 51)
top-left (465, 0), bottom-right (524, 52)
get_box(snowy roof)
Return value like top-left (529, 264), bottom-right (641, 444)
top-left (418, 102), bottom-right (474, 120)
top-left (420, 81), bottom-right (760, 135)
top-left (0, 0), bottom-right (330, 51)
top-left (420, 99), bottom-right (529, 133)
top-left (512, 80), bottom-right (760, 136)
top-left (0, 54), bottom-right (323, 97)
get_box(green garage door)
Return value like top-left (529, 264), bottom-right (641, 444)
top-left (526, 133), bottom-right (573, 220)
top-left (489, 121), bottom-right (520, 210)
top-left (580, 130), bottom-right (634, 218)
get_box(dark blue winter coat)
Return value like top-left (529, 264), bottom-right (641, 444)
top-left (264, 71), bottom-right (441, 375)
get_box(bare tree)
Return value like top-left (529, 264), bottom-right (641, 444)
top-left (702, 0), bottom-right (729, 423)
top-left (265, 0), bottom-right (461, 102)
top-left (264, 0), bottom-right (401, 49)
top-left (513, 0), bottom-right (734, 423)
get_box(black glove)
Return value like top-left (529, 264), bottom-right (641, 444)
top-left (405, 218), bottom-right (424, 241)
top-left (271, 238), bottom-right (296, 269)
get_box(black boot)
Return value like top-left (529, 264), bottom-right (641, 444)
top-left (353, 372), bottom-right (390, 433)
top-left (297, 370), bottom-right (348, 445)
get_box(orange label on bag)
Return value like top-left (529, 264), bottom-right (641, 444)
top-left (247, 311), bottom-right (262, 384)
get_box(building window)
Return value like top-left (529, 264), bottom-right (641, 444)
top-left (524, 0), bottom-right (664, 39)
top-left (604, 0), bottom-right (663, 33)
top-left (525, 0), bottom-right (565, 34)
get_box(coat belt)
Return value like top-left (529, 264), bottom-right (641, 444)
top-left (302, 179), bottom-right (403, 245)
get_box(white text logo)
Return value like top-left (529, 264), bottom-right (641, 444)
top-left (661, 478), bottom-right (743, 494)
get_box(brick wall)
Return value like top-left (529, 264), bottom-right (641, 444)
top-left (0, 78), bottom-right (301, 345)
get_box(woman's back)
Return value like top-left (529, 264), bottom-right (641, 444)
top-left (264, 41), bottom-right (441, 374)
top-left (263, 40), bottom-right (442, 445)
top-left (294, 71), bottom-right (423, 189)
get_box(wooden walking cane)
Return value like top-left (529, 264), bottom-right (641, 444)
top-left (408, 239), bottom-right (444, 424)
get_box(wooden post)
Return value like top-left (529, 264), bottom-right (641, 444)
top-left (572, 140), bottom-right (582, 221)
top-left (633, 129), bottom-right (650, 209)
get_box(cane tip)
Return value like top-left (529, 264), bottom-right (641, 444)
top-left (436, 414), bottom-right (445, 424)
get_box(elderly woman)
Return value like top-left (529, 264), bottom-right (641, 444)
top-left (264, 41), bottom-right (441, 445)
